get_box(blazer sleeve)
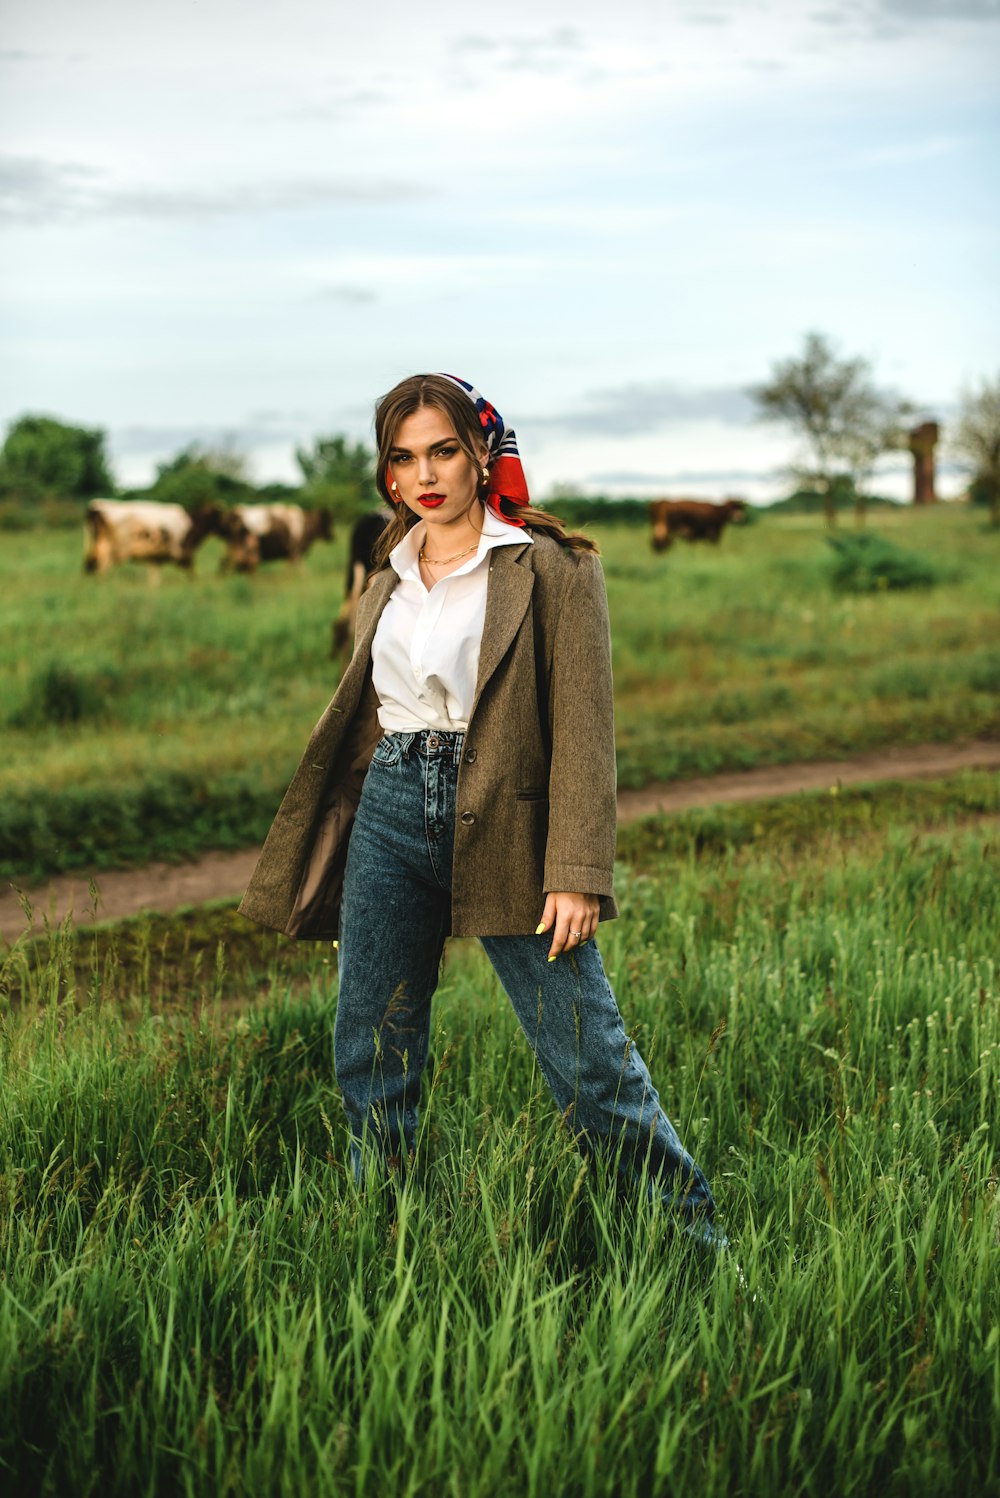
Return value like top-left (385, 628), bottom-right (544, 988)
top-left (543, 551), bottom-right (618, 896)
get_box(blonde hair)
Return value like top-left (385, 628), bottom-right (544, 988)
top-left (372, 374), bottom-right (597, 568)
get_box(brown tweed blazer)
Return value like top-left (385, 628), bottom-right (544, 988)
top-left (238, 531), bottom-right (619, 939)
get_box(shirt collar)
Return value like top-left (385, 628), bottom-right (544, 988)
top-left (389, 503), bottom-right (532, 582)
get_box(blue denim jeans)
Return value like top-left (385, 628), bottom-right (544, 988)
top-left (335, 729), bottom-right (721, 1245)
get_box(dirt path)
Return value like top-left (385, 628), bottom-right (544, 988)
top-left (3, 738), bottom-right (997, 945)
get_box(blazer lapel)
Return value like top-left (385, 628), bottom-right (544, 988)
top-left (331, 568), bottom-right (397, 708)
top-left (472, 543), bottom-right (534, 715)
top-left (356, 568), bottom-right (397, 654)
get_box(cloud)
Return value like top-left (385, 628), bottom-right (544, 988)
top-left (877, 0), bottom-right (1000, 17)
top-left (312, 284), bottom-right (378, 304)
top-left (246, 408), bottom-right (314, 426)
top-left (588, 467), bottom-right (777, 485)
top-left (263, 86), bottom-right (386, 123)
top-left (105, 179), bottom-right (413, 220)
top-left (0, 46), bottom-right (88, 64)
top-left (532, 381), bottom-right (756, 438)
top-left (810, 0), bottom-right (999, 20)
top-left (111, 418), bottom-right (306, 457)
top-left (835, 135), bottom-right (966, 169)
top-left (452, 26), bottom-right (584, 73)
top-left (111, 425), bottom-right (248, 455)
top-left (0, 155), bottom-right (100, 224)
top-left (0, 153), bottom-right (424, 225)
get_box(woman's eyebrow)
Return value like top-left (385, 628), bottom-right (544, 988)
top-left (390, 439), bottom-right (457, 455)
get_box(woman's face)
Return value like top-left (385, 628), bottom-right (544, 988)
top-left (388, 405), bottom-right (486, 529)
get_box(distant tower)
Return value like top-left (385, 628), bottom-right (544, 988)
top-left (908, 421), bottom-right (939, 505)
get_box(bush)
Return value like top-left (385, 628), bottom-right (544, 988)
top-left (0, 770), bottom-right (283, 883)
top-left (9, 665), bottom-right (112, 729)
top-left (826, 532), bottom-right (944, 592)
top-left (769, 479), bottom-right (900, 516)
top-left (541, 496), bottom-right (651, 528)
top-left (0, 503), bottom-right (36, 532)
top-left (130, 465), bottom-right (258, 512)
top-left (967, 475), bottom-right (999, 515)
top-left (0, 414), bottom-right (114, 502)
top-left (0, 497), bottom-right (95, 531)
top-left (969, 650), bottom-right (1000, 694)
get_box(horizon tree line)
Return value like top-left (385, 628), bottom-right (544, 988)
top-left (1, 337), bottom-right (998, 526)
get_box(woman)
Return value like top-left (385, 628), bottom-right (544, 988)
top-left (239, 373), bottom-right (722, 1248)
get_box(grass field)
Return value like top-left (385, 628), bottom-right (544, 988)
top-left (2, 505), bottom-right (997, 880)
top-left (2, 778), bottom-right (997, 1495)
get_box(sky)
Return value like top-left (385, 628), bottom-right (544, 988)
top-left (2, 0), bottom-right (998, 502)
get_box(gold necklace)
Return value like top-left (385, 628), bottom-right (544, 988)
top-left (419, 541), bottom-right (479, 566)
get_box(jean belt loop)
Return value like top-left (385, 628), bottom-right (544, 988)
top-left (399, 731), bottom-right (416, 762)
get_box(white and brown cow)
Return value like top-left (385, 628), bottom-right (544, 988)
top-left (218, 503), bottom-right (333, 572)
top-left (84, 499), bottom-right (221, 573)
top-left (649, 497), bottom-right (747, 552)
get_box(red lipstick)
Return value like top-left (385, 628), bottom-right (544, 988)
top-left (418, 494), bottom-right (446, 508)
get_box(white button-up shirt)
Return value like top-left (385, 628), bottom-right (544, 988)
top-left (371, 507), bottom-right (532, 733)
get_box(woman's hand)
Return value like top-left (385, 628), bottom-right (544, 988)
top-left (536, 892), bottom-right (600, 962)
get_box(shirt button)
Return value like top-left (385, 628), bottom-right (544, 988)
top-left (460, 811), bottom-right (476, 826)
top-left (465, 748), bottom-right (477, 763)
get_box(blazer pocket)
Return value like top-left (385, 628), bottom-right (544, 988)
top-left (515, 788), bottom-right (549, 802)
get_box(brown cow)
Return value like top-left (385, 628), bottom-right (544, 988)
top-left (218, 503), bottom-right (333, 572)
top-left (83, 499), bottom-right (221, 573)
top-left (649, 497), bottom-right (746, 552)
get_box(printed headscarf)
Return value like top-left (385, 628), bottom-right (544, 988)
top-left (439, 373), bottom-right (532, 527)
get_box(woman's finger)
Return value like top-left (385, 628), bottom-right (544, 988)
top-left (580, 899), bottom-right (600, 945)
top-left (547, 898), bottom-right (586, 958)
top-left (548, 913), bottom-right (569, 960)
top-left (547, 899), bottom-right (578, 961)
top-left (535, 891), bottom-right (557, 937)
top-left (566, 913), bottom-right (587, 946)
top-left (545, 894), bottom-right (600, 959)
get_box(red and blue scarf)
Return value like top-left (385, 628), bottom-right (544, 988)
top-left (440, 373), bottom-right (532, 528)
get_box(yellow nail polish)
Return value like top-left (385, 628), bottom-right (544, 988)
top-left (535, 922), bottom-right (546, 934)
top-left (332, 940), bottom-right (339, 950)
top-left (547, 954), bottom-right (557, 963)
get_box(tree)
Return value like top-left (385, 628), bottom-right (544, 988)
top-left (751, 332), bottom-right (907, 527)
top-left (0, 414), bottom-right (115, 502)
top-left (839, 394), bottom-right (912, 527)
top-left (295, 434), bottom-right (375, 519)
top-left (156, 440), bottom-right (249, 483)
top-left (141, 444), bottom-right (257, 510)
top-left (952, 374), bottom-right (1000, 527)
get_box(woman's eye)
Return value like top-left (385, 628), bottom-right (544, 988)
top-left (435, 447), bottom-right (457, 459)
top-left (391, 454), bottom-right (411, 464)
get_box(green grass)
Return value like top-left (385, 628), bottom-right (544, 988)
top-left (825, 530), bottom-right (949, 593)
top-left (604, 508), bottom-right (999, 786)
top-left (5, 769), bottom-right (997, 1009)
top-left (2, 507), bottom-right (998, 879)
top-left (1, 782), bottom-right (997, 1494)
